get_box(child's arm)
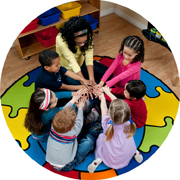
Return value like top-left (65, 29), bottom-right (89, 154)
top-left (60, 83), bottom-right (86, 91)
top-left (99, 54), bottom-right (120, 87)
top-left (54, 91), bottom-right (72, 100)
top-left (102, 86), bottom-right (117, 101)
top-left (65, 70), bottom-right (92, 87)
top-left (73, 96), bottom-right (87, 136)
top-left (99, 93), bottom-right (108, 118)
top-left (106, 62), bottom-right (141, 88)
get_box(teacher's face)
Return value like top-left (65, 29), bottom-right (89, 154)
top-left (74, 35), bottom-right (88, 47)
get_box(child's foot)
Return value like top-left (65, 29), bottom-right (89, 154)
top-left (83, 100), bottom-right (91, 114)
top-left (88, 158), bottom-right (102, 173)
top-left (87, 108), bottom-right (99, 123)
top-left (134, 150), bottom-right (143, 163)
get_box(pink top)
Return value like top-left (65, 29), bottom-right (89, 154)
top-left (94, 113), bottom-right (136, 169)
top-left (101, 53), bottom-right (141, 88)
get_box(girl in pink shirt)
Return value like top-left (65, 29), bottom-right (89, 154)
top-left (96, 36), bottom-right (144, 97)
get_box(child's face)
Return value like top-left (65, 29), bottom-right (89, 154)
top-left (123, 46), bottom-right (139, 61)
top-left (124, 83), bottom-right (131, 99)
top-left (45, 57), bottom-right (61, 73)
top-left (124, 83), bottom-right (136, 100)
top-left (48, 91), bottom-right (58, 109)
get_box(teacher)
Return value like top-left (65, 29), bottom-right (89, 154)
top-left (56, 16), bottom-right (109, 86)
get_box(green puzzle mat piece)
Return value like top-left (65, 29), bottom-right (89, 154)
top-left (139, 117), bottom-right (174, 153)
top-left (1, 75), bottom-right (34, 118)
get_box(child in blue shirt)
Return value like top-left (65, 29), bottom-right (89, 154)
top-left (24, 88), bottom-right (87, 142)
top-left (35, 49), bottom-right (92, 92)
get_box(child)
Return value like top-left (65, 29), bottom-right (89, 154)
top-left (103, 80), bottom-right (147, 128)
top-left (35, 49), bottom-right (93, 92)
top-left (24, 88), bottom-right (87, 142)
top-left (95, 35), bottom-right (144, 97)
top-left (46, 95), bottom-right (102, 172)
top-left (88, 93), bottom-right (143, 173)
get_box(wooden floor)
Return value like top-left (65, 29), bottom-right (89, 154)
top-left (1, 13), bottom-right (179, 98)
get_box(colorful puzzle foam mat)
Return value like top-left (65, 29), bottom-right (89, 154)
top-left (1, 56), bottom-right (179, 179)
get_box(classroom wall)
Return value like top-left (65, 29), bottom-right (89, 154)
top-left (100, 0), bottom-right (148, 29)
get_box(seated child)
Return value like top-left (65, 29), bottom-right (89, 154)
top-left (102, 80), bottom-right (147, 128)
top-left (46, 95), bottom-right (102, 172)
top-left (24, 88), bottom-right (87, 142)
top-left (35, 49), bottom-right (92, 92)
top-left (95, 36), bottom-right (144, 91)
top-left (88, 93), bottom-right (143, 173)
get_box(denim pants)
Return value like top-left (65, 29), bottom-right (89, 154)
top-left (53, 128), bottom-right (99, 172)
top-left (62, 60), bottom-right (112, 85)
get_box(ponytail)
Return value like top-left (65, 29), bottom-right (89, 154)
top-left (105, 124), bottom-right (114, 141)
top-left (123, 121), bottom-right (136, 139)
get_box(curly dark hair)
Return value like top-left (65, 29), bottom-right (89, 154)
top-left (119, 35), bottom-right (145, 63)
top-left (59, 16), bottom-right (93, 53)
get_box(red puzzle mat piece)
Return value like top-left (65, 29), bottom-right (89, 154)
top-left (44, 162), bottom-right (80, 179)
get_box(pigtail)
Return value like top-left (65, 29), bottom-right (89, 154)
top-left (123, 121), bottom-right (136, 139)
top-left (105, 125), bottom-right (114, 141)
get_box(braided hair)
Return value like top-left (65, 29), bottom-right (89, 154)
top-left (119, 35), bottom-right (145, 63)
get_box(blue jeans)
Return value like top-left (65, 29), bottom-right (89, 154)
top-left (62, 60), bottom-right (112, 85)
top-left (53, 128), bottom-right (99, 172)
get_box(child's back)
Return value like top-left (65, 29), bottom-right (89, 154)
top-left (124, 98), bottom-right (147, 128)
top-left (46, 102), bottom-right (83, 168)
top-left (95, 113), bottom-right (136, 169)
top-left (88, 97), bottom-right (139, 173)
top-left (46, 125), bottom-right (79, 167)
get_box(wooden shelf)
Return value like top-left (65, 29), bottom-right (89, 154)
top-left (18, 3), bottom-right (99, 38)
top-left (14, 1), bottom-right (100, 59)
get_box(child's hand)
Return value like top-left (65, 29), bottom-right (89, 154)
top-left (71, 90), bottom-right (82, 103)
top-left (93, 87), bottom-right (104, 98)
top-left (77, 88), bottom-right (88, 96)
top-left (82, 79), bottom-right (96, 88)
top-left (76, 96), bottom-right (87, 110)
top-left (94, 81), bottom-right (104, 91)
top-left (102, 86), bottom-right (110, 94)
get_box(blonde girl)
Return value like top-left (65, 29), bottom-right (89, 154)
top-left (88, 93), bottom-right (143, 173)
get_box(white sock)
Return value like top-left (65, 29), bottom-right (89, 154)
top-left (88, 158), bottom-right (102, 173)
top-left (134, 150), bottom-right (143, 163)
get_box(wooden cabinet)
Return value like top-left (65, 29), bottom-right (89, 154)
top-left (13, 0), bottom-right (100, 59)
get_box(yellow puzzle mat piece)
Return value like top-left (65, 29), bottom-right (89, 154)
top-left (144, 87), bottom-right (179, 127)
top-left (2, 105), bottom-right (30, 150)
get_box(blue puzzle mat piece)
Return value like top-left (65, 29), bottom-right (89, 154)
top-left (23, 67), bottom-right (41, 87)
top-left (140, 69), bottom-right (171, 98)
top-left (134, 126), bottom-right (144, 149)
top-left (24, 136), bottom-right (47, 166)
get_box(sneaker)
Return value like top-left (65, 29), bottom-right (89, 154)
top-left (87, 108), bottom-right (99, 123)
top-left (92, 103), bottom-right (101, 114)
top-left (90, 122), bottom-right (102, 132)
top-left (134, 150), bottom-right (143, 163)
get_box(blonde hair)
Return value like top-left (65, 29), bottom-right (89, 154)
top-left (105, 99), bottom-right (136, 141)
top-left (52, 106), bottom-right (76, 133)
